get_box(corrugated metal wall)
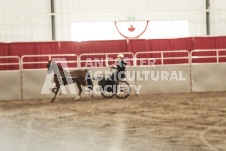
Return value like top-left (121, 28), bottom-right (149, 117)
top-left (0, 0), bottom-right (51, 42)
top-left (210, 0), bottom-right (226, 36)
top-left (0, 0), bottom-right (225, 42)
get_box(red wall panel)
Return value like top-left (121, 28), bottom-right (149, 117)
top-left (1, 37), bottom-right (226, 70)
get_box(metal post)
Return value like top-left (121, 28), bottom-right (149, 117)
top-left (106, 54), bottom-right (108, 67)
top-left (206, 0), bottom-right (210, 35)
top-left (216, 50), bottom-right (219, 63)
top-left (51, 0), bottom-right (56, 40)
top-left (161, 52), bottom-right (164, 65)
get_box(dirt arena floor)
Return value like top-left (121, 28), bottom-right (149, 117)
top-left (0, 92), bottom-right (226, 151)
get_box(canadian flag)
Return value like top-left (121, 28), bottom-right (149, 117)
top-left (115, 21), bottom-right (149, 38)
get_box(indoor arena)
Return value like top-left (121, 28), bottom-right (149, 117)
top-left (0, 0), bottom-right (226, 151)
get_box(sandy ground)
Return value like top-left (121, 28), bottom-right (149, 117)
top-left (0, 92), bottom-right (226, 151)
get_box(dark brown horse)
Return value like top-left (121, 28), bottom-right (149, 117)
top-left (47, 61), bottom-right (93, 103)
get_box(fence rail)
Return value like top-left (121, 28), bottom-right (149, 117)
top-left (21, 54), bottom-right (78, 70)
top-left (2, 49), bottom-right (226, 71)
top-left (135, 50), bottom-right (190, 66)
top-left (79, 52), bottom-right (135, 68)
top-left (190, 49), bottom-right (226, 64)
top-left (0, 56), bottom-right (20, 70)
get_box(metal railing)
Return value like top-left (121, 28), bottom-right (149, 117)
top-left (135, 50), bottom-right (190, 66)
top-left (190, 49), bottom-right (226, 64)
top-left (2, 49), bottom-right (226, 71)
top-left (21, 54), bottom-right (78, 70)
top-left (78, 52), bottom-right (135, 68)
top-left (0, 56), bottom-right (20, 70)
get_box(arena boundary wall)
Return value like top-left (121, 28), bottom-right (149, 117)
top-left (190, 49), bottom-right (226, 92)
top-left (0, 56), bottom-right (21, 101)
top-left (191, 63), bottom-right (226, 92)
top-left (0, 71), bottom-right (21, 100)
top-left (1, 49), bottom-right (226, 101)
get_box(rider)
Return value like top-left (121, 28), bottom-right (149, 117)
top-left (110, 53), bottom-right (126, 81)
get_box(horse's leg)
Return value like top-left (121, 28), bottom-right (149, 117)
top-left (51, 86), bottom-right (60, 103)
top-left (52, 87), bottom-right (61, 95)
top-left (52, 87), bottom-right (56, 93)
top-left (74, 81), bottom-right (82, 100)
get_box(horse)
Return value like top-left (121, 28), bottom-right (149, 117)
top-left (47, 61), bottom-right (93, 103)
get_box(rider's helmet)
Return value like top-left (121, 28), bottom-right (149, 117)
top-left (117, 53), bottom-right (124, 58)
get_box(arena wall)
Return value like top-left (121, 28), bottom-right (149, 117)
top-left (135, 65), bottom-right (191, 94)
top-left (0, 71), bottom-right (21, 101)
top-left (17, 65), bottom-right (191, 100)
top-left (22, 69), bottom-right (88, 100)
top-left (1, 0), bottom-right (226, 42)
top-left (191, 63), bottom-right (226, 92)
top-left (2, 63), bottom-right (226, 101)
top-left (21, 67), bottom-right (137, 100)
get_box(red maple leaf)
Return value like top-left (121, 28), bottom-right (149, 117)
top-left (128, 25), bottom-right (135, 32)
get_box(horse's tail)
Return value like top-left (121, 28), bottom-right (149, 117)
top-left (85, 70), bottom-right (93, 90)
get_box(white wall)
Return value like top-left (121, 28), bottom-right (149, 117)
top-left (0, 0), bottom-right (52, 42)
top-left (0, 0), bottom-right (225, 42)
top-left (210, 0), bottom-right (226, 36)
top-left (54, 0), bottom-right (206, 40)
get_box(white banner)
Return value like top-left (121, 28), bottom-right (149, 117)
top-left (115, 21), bottom-right (149, 38)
